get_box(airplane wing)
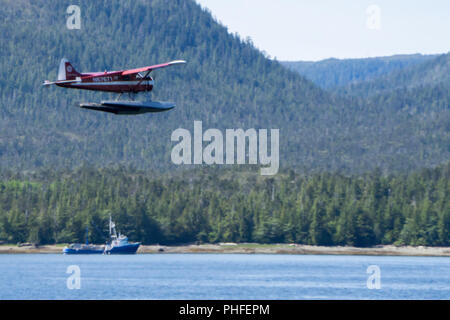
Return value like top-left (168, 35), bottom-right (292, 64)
top-left (121, 60), bottom-right (186, 76)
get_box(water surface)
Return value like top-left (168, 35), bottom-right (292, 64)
top-left (0, 254), bottom-right (448, 299)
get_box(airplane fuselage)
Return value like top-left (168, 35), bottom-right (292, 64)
top-left (56, 72), bottom-right (154, 93)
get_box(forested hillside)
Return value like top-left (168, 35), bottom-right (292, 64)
top-left (0, 0), bottom-right (329, 171)
top-left (281, 54), bottom-right (437, 89)
top-left (340, 53), bottom-right (450, 96)
top-left (0, 164), bottom-right (448, 246)
top-left (0, 0), bottom-right (448, 173)
top-left (0, 1), bottom-right (448, 248)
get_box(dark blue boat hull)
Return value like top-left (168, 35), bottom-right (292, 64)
top-left (63, 248), bottom-right (104, 254)
top-left (105, 243), bottom-right (140, 254)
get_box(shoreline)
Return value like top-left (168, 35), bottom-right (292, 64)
top-left (1, 243), bottom-right (449, 256)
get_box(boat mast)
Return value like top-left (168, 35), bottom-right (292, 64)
top-left (85, 226), bottom-right (89, 245)
top-left (109, 215), bottom-right (118, 239)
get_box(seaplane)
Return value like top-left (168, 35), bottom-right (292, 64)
top-left (43, 58), bottom-right (186, 115)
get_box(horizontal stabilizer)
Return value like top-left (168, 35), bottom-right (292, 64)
top-left (43, 79), bottom-right (80, 86)
top-left (79, 100), bottom-right (175, 115)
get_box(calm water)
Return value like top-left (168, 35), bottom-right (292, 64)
top-left (0, 254), bottom-right (448, 299)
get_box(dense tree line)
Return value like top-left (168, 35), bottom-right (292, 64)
top-left (0, 164), bottom-right (448, 247)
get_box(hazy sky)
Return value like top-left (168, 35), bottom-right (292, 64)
top-left (196, 0), bottom-right (450, 61)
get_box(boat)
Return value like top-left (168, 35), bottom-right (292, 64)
top-left (63, 227), bottom-right (104, 254)
top-left (62, 243), bottom-right (105, 254)
top-left (104, 217), bottom-right (140, 254)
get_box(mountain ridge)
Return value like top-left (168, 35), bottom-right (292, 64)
top-left (340, 53), bottom-right (450, 96)
top-left (281, 53), bottom-right (440, 89)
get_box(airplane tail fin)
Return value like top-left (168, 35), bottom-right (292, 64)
top-left (58, 58), bottom-right (81, 80)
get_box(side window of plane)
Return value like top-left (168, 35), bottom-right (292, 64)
top-left (137, 72), bottom-right (150, 80)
